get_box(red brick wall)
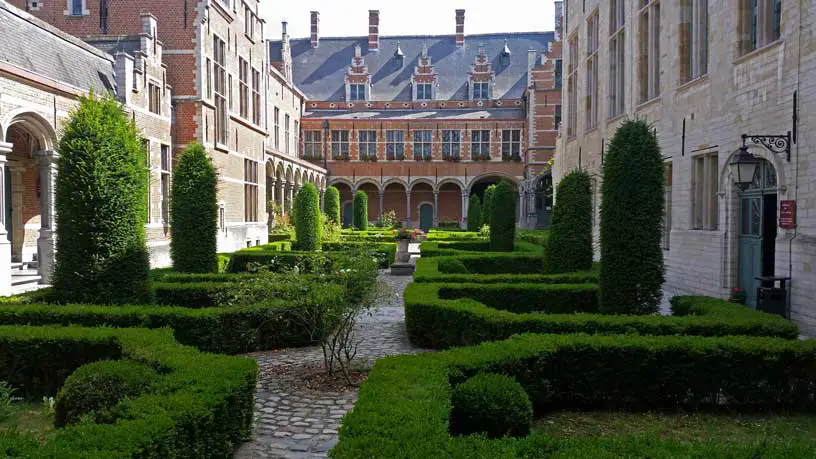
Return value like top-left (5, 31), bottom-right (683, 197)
top-left (438, 185), bottom-right (462, 224)
top-left (382, 184), bottom-right (407, 220)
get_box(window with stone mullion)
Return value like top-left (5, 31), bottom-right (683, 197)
top-left (501, 129), bottom-right (521, 161)
top-left (358, 131), bottom-right (377, 160)
top-left (213, 36), bottom-right (228, 145)
top-left (413, 130), bottom-right (433, 161)
top-left (442, 130), bottom-right (461, 160)
top-left (470, 130), bottom-right (491, 160)
top-left (331, 130), bottom-right (350, 159)
top-left (386, 130), bottom-right (405, 160)
top-left (303, 131), bottom-right (322, 158)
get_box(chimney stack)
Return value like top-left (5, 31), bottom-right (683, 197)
top-left (554, 1), bottom-right (564, 40)
top-left (455, 9), bottom-right (465, 47)
top-left (368, 10), bottom-right (380, 51)
top-left (310, 11), bottom-right (320, 48)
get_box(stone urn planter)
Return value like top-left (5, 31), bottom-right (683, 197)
top-left (396, 239), bottom-right (411, 263)
top-left (390, 228), bottom-right (423, 275)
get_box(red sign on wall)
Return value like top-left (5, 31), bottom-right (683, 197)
top-left (779, 200), bottom-right (796, 230)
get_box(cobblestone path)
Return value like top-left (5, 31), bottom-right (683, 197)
top-left (234, 270), bottom-right (423, 459)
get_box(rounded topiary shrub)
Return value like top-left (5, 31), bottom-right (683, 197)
top-left (600, 119), bottom-right (665, 315)
top-left (171, 142), bottom-right (218, 273)
top-left (547, 169), bottom-right (593, 274)
top-left (55, 360), bottom-right (158, 427)
top-left (54, 93), bottom-right (151, 304)
top-left (295, 183), bottom-right (322, 251)
top-left (489, 180), bottom-right (516, 252)
top-left (324, 186), bottom-right (341, 224)
top-left (437, 258), bottom-right (469, 274)
top-left (481, 185), bottom-right (496, 227)
top-left (450, 373), bottom-right (533, 439)
top-left (466, 194), bottom-right (482, 232)
top-left (353, 190), bottom-right (368, 230)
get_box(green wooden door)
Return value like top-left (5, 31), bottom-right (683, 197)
top-left (739, 195), bottom-right (763, 308)
top-left (419, 204), bottom-right (433, 232)
top-left (342, 203), bottom-right (353, 228)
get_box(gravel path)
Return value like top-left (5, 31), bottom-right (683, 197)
top-left (234, 264), bottom-right (423, 458)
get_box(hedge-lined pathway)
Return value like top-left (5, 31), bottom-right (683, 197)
top-left (234, 247), bottom-right (425, 459)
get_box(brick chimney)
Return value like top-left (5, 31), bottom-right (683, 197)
top-left (310, 11), bottom-right (320, 48)
top-left (368, 10), bottom-right (380, 52)
top-left (455, 9), bottom-right (465, 48)
top-left (281, 21), bottom-right (293, 83)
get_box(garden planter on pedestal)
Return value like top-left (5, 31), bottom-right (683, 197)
top-left (396, 239), bottom-right (411, 263)
top-left (390, 238), bottom-right (415, 275)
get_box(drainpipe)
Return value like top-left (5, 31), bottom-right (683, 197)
top-left (787, 0), bottom-right (803, 322)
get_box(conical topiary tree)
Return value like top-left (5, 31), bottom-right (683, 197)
top-left (324, 186), bottom-right (341, 223)
top-left (353, 190), bottom-right (368, 230)
top-left (54, 93), bottom-right (151, 304)
top-left (295, 183), bottom-right (322, 251)
top-left (171, 142), bottom-right (218, 273)
top-left (489, 180), bottom-right (516, 252)
top-left (546, 169), bottom-right (593, 274)
top-left (467, 194), bottom-right (482, 232)
top-left (482, 185), bottom-right (496, 227)
top-left (600, 120), bottom-right (665, 314)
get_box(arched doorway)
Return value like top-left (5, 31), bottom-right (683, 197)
top-left (535, 174), bottom-right (553, 228)
top-left (419, 203), bottom-right (434, 232)
top-left (738, 159), bottom-right (778, 308)
top-left (342, 202), bottom-right (353, 228)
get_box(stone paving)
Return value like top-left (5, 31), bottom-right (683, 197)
top-left (234, 256), bottom-right (423, 459)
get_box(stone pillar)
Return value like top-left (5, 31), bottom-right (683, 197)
top-left (9, 165), bottom-right (23, 262)
top-left (433, 190), bottom-right (439, 228)
top-left (406, 190), bottom-right (412, 226)
top-left (36, 150), bottom-right (57, 283)
top-left (378, 190), bottom-right (384, 219)
top-left (0, 143), bottom-right (12, 295)
top-left (277, 180), bottom-right (286, 215)
top-left (461, 191), bottom-right (469, 230)
top-left (285, 183), bottom-right (294, 212)
top-left (319, 189), bottom-right (325, 212)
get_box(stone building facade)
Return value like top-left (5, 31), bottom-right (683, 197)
top-left (555, 0), bottom-right (816, 333)
top-left (269, 9), bottom-right (560, 230)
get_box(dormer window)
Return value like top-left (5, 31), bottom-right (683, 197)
top-left (500, 39), bottom-right (511, 67)
top-left (416, 83), bottom-right (433, 100)
top-left (473, 82), bottom-right (490, 100)
top-left (349, 83), bottom-right (366, 101)
top-left (394, 41), bottom-right (405, 69)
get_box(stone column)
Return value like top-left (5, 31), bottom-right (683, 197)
top-left (9, 165), bottom-right (24, 262)
top-left (319, 189), bottom-right (325, 212)
top-left (406, 190), bottom-right (412, 226)
top-left (36, 150), bottom-right (57, 283)
top-left (461, 191), bottom-right (469, 230)
top-left (286, 183), bottom-right (294, 212)
top-left (378, 190), bottom-right (384, 219)
top-left (0, 143), bottom-right (12, 295)
top-left (277, 180), bottom-right (286, 215)
top-left (433, 190), bottom-right (439, 228)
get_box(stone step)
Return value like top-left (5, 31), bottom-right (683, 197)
top-left (11, 274), bottom-right (42, 287)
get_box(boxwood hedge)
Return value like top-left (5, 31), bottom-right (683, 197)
top-left (332, 333), bottom-right (816, 458)
top-left (413, 256), bottom-right (599, 284)
top-left (418, 240), bottom-right (543, 258)
top-left (227, 242), bottom-right (396, 272)
top-left (0, 325), bottom-right (256, 458)
top-left (404, 284), bottom-right (800, 349)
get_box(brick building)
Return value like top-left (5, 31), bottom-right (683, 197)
top-left (269, 8), bottom-right (561, 230)
top-left (555, 0), bottom-right (816, 333)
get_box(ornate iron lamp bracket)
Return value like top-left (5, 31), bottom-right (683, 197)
top-left (742, 132), bottom-right (791, 162)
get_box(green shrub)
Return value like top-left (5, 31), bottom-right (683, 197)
top-left (170, 142), bottom-right (218, 273)
top-left (600, 120), bottom-right (665, 314)
top-left (324, 186), bottom-right (341, 223)
top-left (153, 281), bottom-right (233, 307)
top-left (489, 180), bottom-right (516, 252)
top-left (419, 240), bottom-right (542, 258)
top-left (414, 257), bottom-right (598, 284)
top-left (450, 373), bottom-right (532, 439)
top-left (436, 258), bottom-right (468, 274)
top-left (547, 170), bottom-right (593, 273)
top-left (466, 195), bottom-right (482, 232)
top-left (54, 93), bottom-right (151, 304)
top-left (353, 191), bottom-right (369, 230)
top-left (228, 243), bottom-right (396, 272)
top-left (294, 183), bottom-right (322, 251)
top-left (437, 283), bottom-right (598, 314)
top-left (516, 229), bottom-right (549, 245)
top-left (482, 185), bottom-right (496, 226)
top-left (55, 360), bottom-right (158, 426)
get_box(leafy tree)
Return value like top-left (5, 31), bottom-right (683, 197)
top-left (467, 194), bottom-right (482, 232)
top-left (295, 183), bottom-right (322, 251)
top-left (600, 119), bottom-right (665, 314)
top-left (324, 186), bottom-right (341, 223)
top-left (547, 170), bottom-right (593, 273)
top-left (353, 190), bottom-right (368, 230)
top-left (482, 185), bottom-right (496, 226)
top-left (54, 93), bottom-right (151, 304)
top-left (171, 142), bottom-right (218, 273)
top-left (489, 180), bottom-right (516, 252)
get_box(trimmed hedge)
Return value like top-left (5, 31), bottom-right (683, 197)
top-left (515, 229), bottom-right (549, 246)
top-left (436, 283), bottom-right (598, 314)
top-left (227, 242), bottom-right (396, 272)
top-left (425, 231), bottom-right (483, 241)
top-left (414, 256), bottom-right (599, 284)
top-left (450, 373), bottom-right (532, 439)
top-left (547, 170), bottom-right (593, 273)
top-left (0, 326), bottom-right (255, 458)
top-left (324, 186), bottom-right (341, 223)
top-left (295, 183), bottom-right (322, 251)
top-left (489, 180), bottom-right (516, 252)
top-left (353, 190), bottom-right (368, 230)
top-left (481, 185), bottom-right (496, 226)
top-left (419, 240), bottom-right (542, 258)
top-left (171, 142), bottom-right (219, 273)
top-left (466, 194), bottom-right (482, 231)
top-left (332, 333), bottom-right (816, 458)
top-left (404, 286), bottom-right (800, 349)
top-left (153, 281), bottom-right (232, 308)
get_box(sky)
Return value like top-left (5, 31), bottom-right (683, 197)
top-left (260, 0), bottom-right (556, 40)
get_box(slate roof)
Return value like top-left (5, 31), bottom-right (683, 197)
top-left (302, 108), bottom-right (525, 121)
top-left (0, 1), bottom-right (116, 94)
top-left (270, 32), bottom-right (553, 102)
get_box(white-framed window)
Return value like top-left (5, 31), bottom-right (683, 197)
top-left (680, 0), bottom-right (709, 82)
top-left (70, 0), bottom-right (83, 16)
top-left (416, 83), bottom-right (433, 100)
top-left (142, 139), bottom-right (151, 223)
top-left (205, 58), bottom-right (212, 99)
top-left (294, 121), bottom-right (299, 156)
top-left (303, 131), bottom-right (323, 158)
top-left (609, 0), bottom-right (626, 118)
top-left (638, 0), bottom-right (661, 103)
top-left (331, 130), bottom-right (350, 159)
top-left (567, 34), bottom-right (578, 137)
top-left (213, 36), bottom-right (228, 145)
top-left (349, 83), bottom-right (366, 101)
top-left (441, 130), bottom-right (461, 160)
top-left (239, 58), bottom-right (249, 119)
top-left (692, 152), bottom-right (718, 230)
top-left (739, 0), bottom-right (782, 55)
top-left (244, 159), bottom-right (259, 222)
top-left (413, 130), bottom-right (433, 160)
top-left (251, 68), bottom-right (261, 125)
top-left (273, 107), bottom-right (280, 149)
top-left (284, 114), bottom-right (290, 154)
top-left (244, 4), bottom-right (255, 38)
top-left (501, 129), bottom-right (521, 161)
top-left (160, 145), bottom-right (171, 223)
top-left (386, 130), bottom-right (405, 160)
top-left (663, 161), bottom-right (672, 250)
top-left (358, 130), bottom-right (377, 159)
top-left (470, 130), bottom-right (491, 159)
top-left (148, 82), bottom-right (161, 115)
top-left (473, 82), bottom-right (489, 100)
top-left (585, 10), bottom-right (599, 130)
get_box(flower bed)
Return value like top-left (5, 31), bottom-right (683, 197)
top-left (332, 333), bottom-right (816, 458)
top-left (0, 325), bottom-right (256, 458)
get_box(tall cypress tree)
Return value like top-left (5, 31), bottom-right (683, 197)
top-left (599, 120), bottom-right (665, 314)
top-left (489, 180), bottom-right (516, 252)
top-left (482, 185), bottom-right (496, 227)
top-left (353, 190), bottom-right (368, 230)
top-left (324, 186), bottom-right (341, 223)
top-left (546, 170), bottom-right (593, 273)
top-left (295, 183), bottom-right (322, 251)
top-left (467, 194), bottom-right (482, 232)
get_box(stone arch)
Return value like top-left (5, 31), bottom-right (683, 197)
top-left (438, 180), bottom-right (464, 226)
top-left (353, 178), bottom-right (381, 193)
top-left (382, 179), bottom-right (408, 222)
top-left (719, 144), bottom-right (787, 196)
top-left (1, 110), bottom-right (57, 152)
top-left (466, 172), bottom-right (520, 194)
top-left (329, 177), bottom-right (354, 189)
top-left (408, 178), bottom-right (437, 193)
